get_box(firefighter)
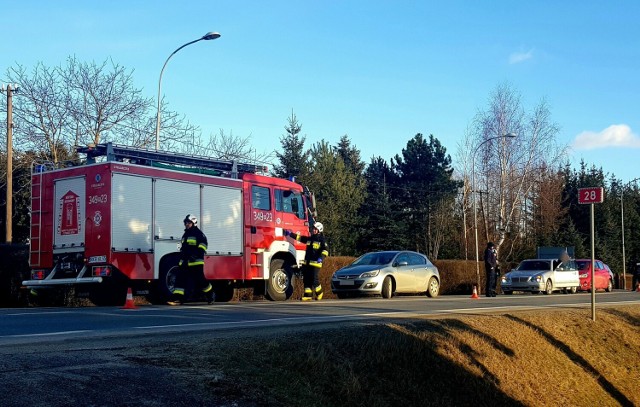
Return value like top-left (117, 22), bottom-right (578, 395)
top-left (168, 214), bottom-right (214, 305)
top-left (284, 222), bottom-right (329, 301)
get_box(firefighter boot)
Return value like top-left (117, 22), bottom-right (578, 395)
top-left (302, 287), bottom-right (313, 301)
top-left (167, 296), bottom-right (184, 306)
top-left (203, 283), bottom-right (215, 304)
top-left (167, 289), bottom-right (185, 306)
top-left (315, 284), bottom-right (324, 301)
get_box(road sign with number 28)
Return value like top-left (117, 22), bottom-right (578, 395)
top-left (578, 187), bottom-right (604, 204)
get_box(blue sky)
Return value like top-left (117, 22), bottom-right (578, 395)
top-left (3, 1), bottom-right (639, 182)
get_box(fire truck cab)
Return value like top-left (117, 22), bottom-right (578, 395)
top-left (23, 143), bottom-right (316, 306)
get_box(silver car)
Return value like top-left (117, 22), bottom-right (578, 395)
top-left (331, 251), bottom-right (440, 299)
top-left (500, 258), bottom-right (580, 295)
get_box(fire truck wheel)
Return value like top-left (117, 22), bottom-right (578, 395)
top-left (147, 261), bottom-right (180, 305)
top-left (266, 258), bottom-right (293, 301)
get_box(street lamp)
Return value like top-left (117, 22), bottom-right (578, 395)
top-left (155, 31), bottom-right (221, 151)
top-left (621, 177), bottom-right (640, 290)
top-left (472, 132), bottom-right (516, 295)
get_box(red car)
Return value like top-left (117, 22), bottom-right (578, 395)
top-left (576, 259), bottom-right (613, 292)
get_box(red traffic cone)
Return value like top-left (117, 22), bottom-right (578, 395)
top-left (121, 287), bottom-right (138, 309)
top-left (470, 285), bottom-right (479, 299)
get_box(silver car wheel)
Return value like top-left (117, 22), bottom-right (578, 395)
top-left (426, 276), bottom-right (439, 298)
top-left (381, 276), bottom-right (393, 299)
top-left (544, 279), bottom-right (553, 295)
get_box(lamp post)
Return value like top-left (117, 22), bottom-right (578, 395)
top-left (621, 177), bottom-right (640, 290)
top-left (472, 133), bottom-right (516, 294)
top-left (155, 31), bottom-right (221, 151)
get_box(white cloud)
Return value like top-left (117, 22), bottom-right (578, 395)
top-left (572, 124), bottom-right (640, 150)
top-left (508, 49), bottom-right (533, 64)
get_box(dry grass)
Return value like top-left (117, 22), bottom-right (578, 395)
top-left (146, 304), bottom-right (639, 407)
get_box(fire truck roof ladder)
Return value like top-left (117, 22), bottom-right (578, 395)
top-left (77, 142), bottom-right (267, 177)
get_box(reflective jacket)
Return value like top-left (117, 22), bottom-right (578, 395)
top-left (180, 226), bottom-right (208, 267)
top-left (291, 232), bottom-right (329, 268)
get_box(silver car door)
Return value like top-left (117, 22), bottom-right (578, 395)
top-left (408, 253), bottom-right (429, 291)
top-left (393, 253), bottom-right (413, 292)
top-left (554, 260), bottom-right (572, 287)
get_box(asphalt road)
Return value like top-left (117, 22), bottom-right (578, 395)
top-left (2, 290), bottom-right (639, 346)
top-left (1, 291), bottom-right (639, 407)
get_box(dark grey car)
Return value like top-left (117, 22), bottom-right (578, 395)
top-left (331, 251), bottom-right (440, 299)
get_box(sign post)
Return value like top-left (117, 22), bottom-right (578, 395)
top-left (578, 187), bottom-right (604, 321)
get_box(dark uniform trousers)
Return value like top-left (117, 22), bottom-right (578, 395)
top-left (172, 226), bottom-right (213, 303)
top-left (290, 232), bottom-right (329, 301)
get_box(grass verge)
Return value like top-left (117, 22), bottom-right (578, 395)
top-left (139, 304), bottom-right (639, 407)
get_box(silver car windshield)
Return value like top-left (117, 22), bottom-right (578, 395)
top-left (352, 252), bottom-right (397, 266)
top-left (517, 260), bottom-right (551, 271)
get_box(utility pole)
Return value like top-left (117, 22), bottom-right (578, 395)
top-left (1, 84), bottom-right (17, 243)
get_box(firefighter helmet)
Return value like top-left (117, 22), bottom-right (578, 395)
top-left (313, 222), bottom-right (324, 233)
top-left (184, 214), bottom-right (198, 226)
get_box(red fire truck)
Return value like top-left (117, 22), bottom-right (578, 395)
top-left (23, 143), bottom-right (316, 306)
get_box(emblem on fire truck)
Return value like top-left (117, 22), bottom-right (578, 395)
top-left (93, 210), bottom-right (103, 226)
top-left (57, 190), bottom-right (81, 235)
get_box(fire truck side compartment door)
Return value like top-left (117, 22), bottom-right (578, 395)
top-left (53, 177), bottom-right (86, 251)
top-left (155, 179), bottom-right (200, 241)
top-left (202, 186), bottom-right (243, 255)
top-left (112, 174), bottom-right (153, 252)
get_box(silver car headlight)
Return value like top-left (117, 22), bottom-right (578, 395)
top-left (530, 274), bottom-right (542, 283)
top-left (360, 270), bottom-right (380, 278)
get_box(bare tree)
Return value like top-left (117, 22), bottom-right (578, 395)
top-left (428, 198), bottom-right (457, 260)
top-left (455, 126), bottom-right (475, 260)
top-left (4, 63), bottom-right (73, 163)
top-left (61, 57), bottom-right (152, 146)
top-left (530, 166), bottom-right (567, 244)
top-left (206, 129), bottom-right (270, 162)
top-left (149, 103), bottom-right (202, 151)
top-left (469, 83), bottom-right (567, 262)
top-left (3, 57), bottom-right (204, 159)
top-left (168, 128), bottom-right (273, 169)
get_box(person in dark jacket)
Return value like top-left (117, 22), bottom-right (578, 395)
top-left (484, 242), bottom-right (498, 297)
top-left (168, 214), bottom-right (214, 305)
top-left (285, 222), bottom-right (329, 301)
top-left (633, 262), bottom-right (640, 291)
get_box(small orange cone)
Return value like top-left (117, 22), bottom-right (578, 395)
top-left (121, 287), bottom-right (138, 309)
top-left (470, 285), bottom-right (479, 299)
